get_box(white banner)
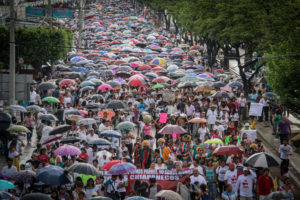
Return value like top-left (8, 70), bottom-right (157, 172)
top-left (249, 103), bottom-right (264, 116)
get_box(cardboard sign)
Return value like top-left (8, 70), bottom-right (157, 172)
top-left (241, 129), bottom-right (257, 141)
top-left (249, 103), bottom-right (264, 116)
top-left (159, 113), bottom-right (168, 123)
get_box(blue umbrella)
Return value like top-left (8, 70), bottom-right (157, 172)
top-left (0, 191), bottom-right (13, 199)
top-left (76, 67), bottom-right (88, 73)
top-left (0, 180), bottom-right (14, 189)
top-left (36, 165), bottom-right (70, 186)
top-left (70, 56), bottom-right (86, 63)
top-left (263, 92), bottom-right (278, 100)
top-left (89, 139), bottom-right (112, 146)
top-left (229, 81), bottom-right (243, 88)
top-left (100, 130), bottom-right (122, 138)
top-left (127, 197), bottom-right (150, 200)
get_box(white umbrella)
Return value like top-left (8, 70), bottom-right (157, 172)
top-left (246, 152), bottom-right (281, 168)
top-left (155, 190), bottom-right (183, 200)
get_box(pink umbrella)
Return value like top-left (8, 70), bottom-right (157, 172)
top-left (54, 145), bottom-right (81, 156)
top-left (98, 84), bottom-right (113, 92)
top-left (152, 76), bottom-right (170, 83)
top-left (220, 85), bottom-right (232, 92)
top-left (128, 78), bottom-right (145, 86)
top-left (158, 125), bottom-right (187, 135)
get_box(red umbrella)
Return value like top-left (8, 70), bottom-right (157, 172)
top-left (212, 145), bottom-right (243, 156)
top-left (59, 79), bottom-right (75, 87)
top-left (42, 135), bottom-right (63, 145)
top-left (137, 65), bottom-right (151, 71)
top-left (102, 160), bottom-right (125, 170)
top-left (215, 69), bottom-right (224, 73)
top-left (99, 110), bottom-right (115, 120)
top-left (152, 67), bottom-right (164, 72)
top-left (152, 76), bottom-right (170, 83)
top-left (128, 78), bottom-right (145, 86)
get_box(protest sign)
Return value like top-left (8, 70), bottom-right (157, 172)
top-left (159, 113), bottom-right (168, 123)
top-left (249, 103), bottom-right (264, 116)
top-left (241, 129), bottom-right (257, 141)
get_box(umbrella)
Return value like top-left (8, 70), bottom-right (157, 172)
top-left (109, 162), bottom-right (136, 175)
top-left (158, 125), bottom-right (186, 135)
top-left (12, 170), bottom-right (36, 184)
top-left (54, 145), bottom-right (81, 156)
top-left (246, 152), bottom-right (281, 168)
top-left (153, 76), bottom-right (170, 83)
top-left (128, 78), bottom-right (145, 86)
top-left (213, 91), bottom-right (230, 98)
top-left (188, 118), bottom-right (207, 123)
top-left (0, 191), bottom-right (13, 199)
top-left (67, 115), bottom-right (84, 122)
top-left (106, 100), bottom-right (127, 109)
top-left (38, 114), bottom-right (58, 121)
top-left (89, 138), bottom-right (112, 146)
top-left (102, 160), bottom-right (124, 170)
top-left (36, 165), bottom-right (70, 185)
top-left (263, 92), bottom-right (278, 100)
top-left (229, 81), bottom-right (243, 88)
top-left (76, 174), bottom-right (96, 186)
top-left (107, 80), bottom-right (121, 88)
top-left (64, 110), bottom-right (83, 116)
top-left (26, 105), bottom-right (42, 112)
top-left (149, 58), bottom-right (167, 67)
top-left (0, 180), bottom-right (14, 189)
top-left (100, 130), bottom-right (122, 138)
top-left (42, 135), bottom-right (62, 145)
top-left (80, 86), bottom-right (95, 93)
top-left (266, 191), bottom-right (291, 200)
top-left (60, 137), bottom-right (81, 144)
top-left (0, 112), bottom-right (11, 130)
top-left (97, 150), bottom-right (112, 159)
top-left (213, 145), bottom-right (243, 156)
top-left (21, 193), bottom-right (52, 200)
top-left (67, 163), bottom-right (99, 176)
top-left (212, 82), bottom-right (226, 88)
top-left (59, 79), bottom-right (75, 87)
top-left (152, 83), bottom-right (164, 89)
top-left (155, 190), bottom-right (183, 200)
top-left (80, 81), bottom-right (96, 87)
top-left (86, 94), bottom-right (105, 101)
top-left (178, 82), bottom-right (197, 88)
top-left (98, 83), bottom-right (113, 92)
top-left (42, 96), bottom-right (60, 103)
top-left (49, 125), bottom-right (72, 135)
top-left (116, 121), bottom-right (135, 131)
top-left (99, 110), bottom-right (115, 120)
top-left (205, 138), bottom-right (224, 145)
top-left (77, 118), bottom-right (97, 125)
top-left (7, 105), bottom-right (27, 112)
top-left (37, 82), bottom-right (56, 91)
top-left (127, 197), bottom-right (150, 200)
top-left (89, 197), bottom-right (113, 200)
top-left (7, 125), bottom-right (30, 133)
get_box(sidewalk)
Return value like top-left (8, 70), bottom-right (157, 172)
top-left (256, 122), bottom-right (300, 192)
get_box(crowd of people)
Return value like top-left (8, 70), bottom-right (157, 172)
top-left (0, 0), bottom-right (297, 200)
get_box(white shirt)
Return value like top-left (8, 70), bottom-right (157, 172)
top-left (189, 165), bottom-right (204, 175)
top-left (2, 165), bottom-right (17, 177)
top-left (198, 127), bottom-right (209, 143)
top-left (279, 144), bottom-right (293, 159)
top-left (190, 175), bottom-right (207, 185)
top-left (214, 124), bottom-right (225, 135)
top-left (238, 97), bottom-right (247, 107)
top-left (155, 164), bottom-right (167, 170)
top-left (224, 170), bottom-right (238, 191)
top-left (30, 91), bottom-right (37, 103)
top-left (236, 174), bottom-right (255, 197)
top-left (207, 109), bottom-right (218, 124)
top-left (86, 134), bottom-right (99, 143)
top-left (216, 166), bottom-right (229, 181)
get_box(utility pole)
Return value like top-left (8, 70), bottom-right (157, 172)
top-left (9, 0), bottom-right (16, 105)
top-left (78, 0), bottom-right (83, 48)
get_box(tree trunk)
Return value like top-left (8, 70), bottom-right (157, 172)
top-left (223, 45), bottom-right (230, 70)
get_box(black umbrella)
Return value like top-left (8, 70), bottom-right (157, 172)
top-left (38, 114), bottom-right (58, 121)
top-left (67, 73), bottom-right (81, 79)
top-left (246, 152), bottom-right (281, 168)
top-left (106, 100), bottom-right (127, 109)
top-left (12, 170), bottom-right (36, 184)
top-left (213, 91), bottom-right (230, 98)
top-left (67, 163), bottom-right (99, 176)
top-left (80, 86), bottom-right (95, 93)
top-left (36, 165), bottom-right (70, 186)
top-left (64, 110), bottom-right (83, 115)
top-left (136, 43), bottom-right (147, 48)
top-left (37, 82), bottom-right (56, 91)
top-left (266, 191), bottom-right (290, 200)
top-left (178, 82), bottom-right (197, 88)
top-left (85, 103), bottom-right (102, 109)
top-left (60, 137), bottom-right (81, 144)
top-left (49, 125), bottom-right (72, 135)
top-left (212, 82), bottom-right (226, 88)
top-left (0, 112), bottom-right (11, 130)
top-left (0, 192), bottom-right (13, 199)
top-left (86, 94), bottom-right (105, 101)
top-left (21, 193), bottom-right (52, 200)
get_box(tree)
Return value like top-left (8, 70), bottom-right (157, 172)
top-left (0, 26), bottom-right (73, 71)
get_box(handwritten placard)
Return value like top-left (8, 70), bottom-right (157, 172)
top-left (159, 113), bottom-right (168, 123)
top-left (249, 103), bottom-right (264, 116)
top-left (241, 129), bottom-right (257, 141)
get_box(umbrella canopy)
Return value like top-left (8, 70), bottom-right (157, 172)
top-left (116, 121), bottom-right (135, 131)
top-left (188, 118), bottom-right (207, 123)
top-left (26, 105), bottom-right (42, 112)
top-left (7, 105), bottom-right (27, 112)
top-left (54, 145), bottom-right (81, 156)
top-left (0, 191), bottom-right (13, 199)
top-left (266, 191), bottom-right (291, 200)
top-left (67, 163), bottom-right (99, 176)
top-left (263, 92), bottom-right (278, 100)
top-left (0, 180), bottom-right (14, 190)
top-left (107, 80), bottom-right (121, 88)
top-left (128, 78), bottom-right (145, 86)
top-left (77, 118), bottom-right (97, 125)
top-left (100, 130), bottom-right (122, 138)
top-left (212, 82), bottom-right (226, 88)
top-left (89, 197), bottom-right (113, 200)
top-left (86, 94), bottom-right (105, 101)
top-left (109, 162), bottom-right (136, 175)
top-left (76, 174), bottom-right (96, 186)
top-left (37, 82), bottom-right (56, 91)
top-left (106, 100), bottom-right (127, 109)
top-left (7, 125), bottom-right (30, 133)
top-left (42, 96), bottom-right (60, 103)
top-left (21, 193), bottom-right (52, 200)
top-left (229, 81), bottom-right (243, 88)
top-left (152, 83), bottom-right (164, 89)
top-left (158, 125), bottom-right (186, 135)
top-left (0, 112), bottom-right (11, 130)
top-left (98, 83), bottom-right (113, 92)
top-left (49, 125), bottom-right (72, 135)
top-left (213, 145), bottom-right (243, 156)
top-left (99, 110), bottom-right (115, 120)
top-left (89, 138), bottom-right (112, 146)
top-left (102, 160), bottom-right (124, 170)
top-left (60, 137), bottom-right (81, 144)
top-left (59, 79), bottom-right (75, 87)
top-left (127, 197), bottom-right (150, 200)
top-left (67, 115), bottom-right (84, 122)
top-left (153, 76), bottom-right (170, 83)
top-left (97, 150), bottom-right (112, 159)
top-left (213, 91), bottom-right (230, 99)
top-left (39, 114), bottom-right (58, 121)
top-left (80, 81), bottom-right (96, 87)
top-left (155, 190), bottom-right (183, 200)
top-left (246, 152), bottom-right (281, 168)
top-left (12, 170), bottom-right (36, 184)
top-left (36, 165), bottom-right (70, 186)
top-left (149, 58), bottom-right (167, 66)
top-left (205, 138), bottom-right (224, 145)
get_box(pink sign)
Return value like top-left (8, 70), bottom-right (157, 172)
top-left (159, 113), bottom-right (168, 123)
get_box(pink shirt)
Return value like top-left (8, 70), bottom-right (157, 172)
top-left (24, 116), bottom-right (34, 128)
top-left (143, 124), bottom-right (153, 137)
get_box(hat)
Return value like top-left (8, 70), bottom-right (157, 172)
top-left (243, 167), bottom-right (249, 171)
top-left (215, 120), bottom-right (220, 124)
top-left (157, 138), bottom-right (165, 143)
top-left (229, 163), bottom-right (235, 167)
top-left (89, 127), bottom-right (94, 131)
top-left (210, 104), bottom-right (216, 108)
top-left (245, 123), bottom-right (250, 126)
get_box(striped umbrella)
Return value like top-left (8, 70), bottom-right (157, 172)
top-left (109, 162), bottom-right (136, 175)
top-left (246, 152), bottom-right (281, 168)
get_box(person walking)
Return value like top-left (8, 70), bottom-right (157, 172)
top-left (277, 116), bottom-right (291, 143)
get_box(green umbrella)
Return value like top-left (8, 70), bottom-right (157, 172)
top-left (0, 180), bottom-right (15, 190)
top-left (152, 83), bottom-right (164, 89)
top-left (116, 121), bottom-right (135, 131)
top-left (76, 174), bottom-right (96, 186)
top-left (42, 96), bottom-right (60, 103)
top-left (7, 125), bottom-right (30, 133)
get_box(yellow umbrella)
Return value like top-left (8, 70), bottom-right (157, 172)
top-left (205, 138), bottom-right (224, 145)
